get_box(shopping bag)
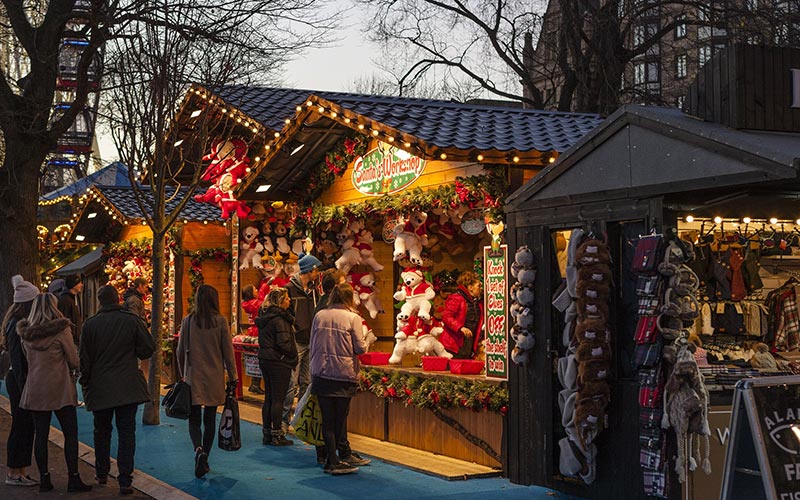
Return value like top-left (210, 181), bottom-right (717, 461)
top-left (218, 387), bottom-right (241, 451)
top-left (162, 381), bottom-right (192, 420)
top-left (291, 386), bottom-right (324, 446)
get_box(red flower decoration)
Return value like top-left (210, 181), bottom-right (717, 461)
top-left (344, 138), bottom-right (356, 155)
top-left (387, 387), bottom-right (397, 398)
top-left (381, 376), bottom-right (388, 384)
top-left (403, 387), bottom-right (412, 397)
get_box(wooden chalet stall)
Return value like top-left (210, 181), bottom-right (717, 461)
top-left (504, 45), bottom-right (800, 500)
top-left (65, 185), bottom-right (227, 382)
top-left (177, 85), bottom-right (601, 473)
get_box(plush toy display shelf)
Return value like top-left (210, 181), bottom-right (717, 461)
top-left (449, 359), bottom-right (484, 375)
top-left (359, 352), bottom-right (391, 365)
top-left (421, 356), bottom-right (449, 371)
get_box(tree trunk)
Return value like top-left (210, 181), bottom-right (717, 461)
top-left (142, 231), bottom-right (167, 425)
top-left (0, 135), bottom-right (50, 307)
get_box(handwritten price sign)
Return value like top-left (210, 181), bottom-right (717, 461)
top-left (484, 245), bottom-right (508, 380)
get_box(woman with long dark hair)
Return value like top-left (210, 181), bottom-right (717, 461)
top-left (176, 284), bottom-right (237, 479)
top-left (18, 293), bottom-right (91, 492)
top-left (255, 287), bottom-right (298, 446)
top-left (3, 275), bottom-right (38, 486)
top-left (309, 283), bottom-right (367, 475)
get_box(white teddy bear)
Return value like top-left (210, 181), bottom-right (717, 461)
top-left (335, 230), bottom-right (361, 275)
top-left (393, 211), bottom-right (428, 265)
top-left (354, 272), bottom-right (384, 319)
top-left (415, 320), bottom-right (452, 358)
top-left (389, 316), bottom-right (452, 364)
top-left (354, 229), bottom-right (384, 272)
top-left (239, 226), bottom-right (264, 270)
top-left (393, 268), bottom-right (435, 321)
top-left (273, 222), bottom-right (291, 256)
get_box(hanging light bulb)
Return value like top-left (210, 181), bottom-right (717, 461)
top-left (714, 216), bottom-right (723, 224)
top-left (685, 215), bottom-right (694, 223)
top-left (743, 217), bottom-right (751, 224)
top-left (770, 217), bottom-right (779, 225)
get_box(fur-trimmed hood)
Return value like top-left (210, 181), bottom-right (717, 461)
top-left (17, 318), bottom-right (72, 351)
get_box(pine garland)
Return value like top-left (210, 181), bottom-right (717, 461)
top-left (296, 167), bottom-right (507, 231)
top-left (358, 367), bottom-right (508, 416)
top-left (185, 248), bottom-right (231, 305)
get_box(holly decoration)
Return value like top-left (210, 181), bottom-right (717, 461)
top-left (293, 133), bottom-right (368, 205)
top-left (358, 368), bottom-right (508, 415)
top-left (186, 247), bottom-right (231, 305)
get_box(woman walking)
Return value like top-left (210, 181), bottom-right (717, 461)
top-left (255, 287), bottom-right (298, 446)
top-left (309, 283), bottom-right (367, 475)
top-left (3, 275), bottom-right (38, 486)
top-left (17, 293), bottom-right (91, 492)
top-left (176, 285), bottom-right (237, 479)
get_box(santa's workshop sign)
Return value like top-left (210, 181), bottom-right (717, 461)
top-left (484, 245), bottom-right (508, 380)
top-left (352, 141), bottom-right (426, 196)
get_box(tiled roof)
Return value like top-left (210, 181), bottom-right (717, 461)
top-left (96, 186), bottom-right (222, 221)
top-left (213, 86), bottom-right (602, 154)
top-left (41, 162), bottom-right (130, 201)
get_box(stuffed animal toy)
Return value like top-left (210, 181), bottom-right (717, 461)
top-left (218, 191), bottom-right (251, 220)
top-left (362, 320), bottom-right (377, 351)
top-left (511, 345), bottom-right (530, 365)
top-left (393, 211), bottom-right (428, 265)
top-left (516, 307), bottom-right (534, 330)
top-left (335, 231), bottom-right (361, 275)
top-left (511, 282), bottom-right (535, 307)
top-left (317, 231), bottom-right (339, 268)
top-left (577, 359), bottom-right (609, 386)
top-left (259, 222), bottom-right (275, 255)
top-left (200, 138), bottom-right (250, 182)
top-left (239, 226), bottom-right (264, 270)
top-left (273, 222), bottom-right (291, 257)
top-left (394, 267), bottom-right (435, 321)
top-left (574, 319), bottom-right (610, 344)
top-left (415, 320), bottom-right (451, 358)
top-left (354, 229), bottom-right (384, 272)
top-left (290, 236), bottom-right (309, 261)
top-left (354, 272), bottom-right (384, 319)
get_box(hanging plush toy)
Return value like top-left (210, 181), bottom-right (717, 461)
top-left (239, 225), bottom-right (264, 270)
top-left (354, 229), bottom-right (384, 272)
top-left (353, 272), bottom-right (385, 319)
top-left (335, 227), bottom-right (361, 275)
top-left (394, 267), bottom-right (435, 321)
top-left (273, 222), bottom-right (291, 258)
top-left (259, 222), bottom-right (276, 256)
top-left (509, 246), bottom-right (537, 365)
top-left (316, 230), bottom-right (339, 269)
top-left (393, 211), bottom-right (428, 265)
top-left (200, 138), bottom-right (250, 182)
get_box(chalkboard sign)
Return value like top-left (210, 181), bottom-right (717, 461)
top-left (721, 376), bottom-right (800, 500)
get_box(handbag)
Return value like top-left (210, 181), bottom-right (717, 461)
top-left (632, 235), bottom-right (664, 275)
top-left (291, 385), bottom-right (324, 446)
top-left (163, 316), bottom-right (193, 420)
top-left (634, 316), bottom-right (659, 344)
top-left (218, 384), bottom-right (241, 451)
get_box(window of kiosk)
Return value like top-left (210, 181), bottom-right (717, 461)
top-left (676, 216), bottom-right (799, 390)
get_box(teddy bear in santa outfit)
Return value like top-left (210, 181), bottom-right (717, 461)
top-left (200, 138), bottom-right (250, 182)
top-left (389, 315), bottom-right (451, 364)
top-left (394, 267), bottom-right (435, 321)
top-left (393, 211), bottom-right (428, 265)
top-left (352, 272), bottom-right (385, 319)
top-left (239, 225), bottom-right (264, 270)
top-left (353, 229), bottom-right (384, 272)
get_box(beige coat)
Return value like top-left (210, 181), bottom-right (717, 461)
top-left (175, 314), bottom-right (236, 407)
top-left (17, 318), bottom-right (79, 411)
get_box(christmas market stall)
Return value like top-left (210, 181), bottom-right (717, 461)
top-left (178, 85), bottom-right (601, 471)
top-left (503, 45), bottom-right (800, 500)
top-left (64, 184), bottom-right (227, 382)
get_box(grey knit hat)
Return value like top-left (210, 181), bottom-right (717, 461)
top-left (12, 275), bottom-right (39, 303)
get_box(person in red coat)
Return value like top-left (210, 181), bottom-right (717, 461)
top-left (440, 271), bottom-right (484, 359)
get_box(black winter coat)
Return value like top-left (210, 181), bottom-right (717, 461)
top-left (4, 317), bottom-right (27, 387)
top-left (287, 276), bottom-right (317, 345)
top-left (78, 305), bottom-right (155, 412)
top-left (256, 306), bottom-right (298, 369)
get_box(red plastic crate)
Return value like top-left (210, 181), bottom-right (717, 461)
top-left (421, 356), bottom-right (449, 371)
top-left (358, 352), bottom-right (391, 365)
top-left (449, 359), bottom-right (484, 375)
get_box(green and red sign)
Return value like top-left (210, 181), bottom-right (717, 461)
top-left (352, 142), bottom-right (426, 196)
top-left (484, 245), bottom-right (508, 380)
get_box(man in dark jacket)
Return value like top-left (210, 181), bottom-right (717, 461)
top-left (79, 285), bottom-right (155, 495)
top-left (281, 253), bottom-right (320, 430)
top-left (57, 274), bottom-right (83, 346)
top-left (122, 277), bottom-right (149, 323)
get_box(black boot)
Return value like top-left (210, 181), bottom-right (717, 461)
top-left (67, 473), bottom-right (92, 492)
top-left (249, 379), bottom-right (264, 395)
top-left (270, 430), bottom-right (293, 446)
top-left (39, 472), bottom-right (53, 492)
top-left (262, 429), bottom-right (271, 445)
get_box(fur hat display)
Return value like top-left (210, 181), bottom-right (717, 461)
top-left (577, 359), bottom-right (610, 386)
top-left (574, 319), bottom-right (610, 344)
top-left (575, 239), bottom-right (611, 266)
top-left (575, 280), bottom-right (610, 301)
top-left (576, 297), bottom-right (609, 322)
top-left (577, 264), bottom-right (612, 286)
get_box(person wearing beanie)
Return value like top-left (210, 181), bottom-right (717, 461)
top-left (57, 274), bottom-right (83, 346)
top-left (281, 252), bottom-right (320, 432)
top-left (47, 279), bottom-right (66, 297)
top-left (79, 285), bottom-right (154, 494)
top-left (3, 275), bottom-right (38, 486)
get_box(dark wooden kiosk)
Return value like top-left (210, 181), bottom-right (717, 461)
top-left (504, 45), bottom-right (800, 500)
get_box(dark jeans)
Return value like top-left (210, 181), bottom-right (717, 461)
top-left (317, 396), bottom-right (351, 466)
top-left (31, 406), bottom-right (79, 476)
top-left (259, 361), bottom-right (292, 433)
top-left (5, 371), bottom-right (34, 469)
top-left (93, 404), bottom-right (138, 487)
top-left (189, 405), bottom-right (218, 455)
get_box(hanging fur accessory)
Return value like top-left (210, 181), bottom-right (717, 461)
top-left (509, 246), bottom-right (537, 365)
top-left (661, 337), bottom-right (712, 483)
